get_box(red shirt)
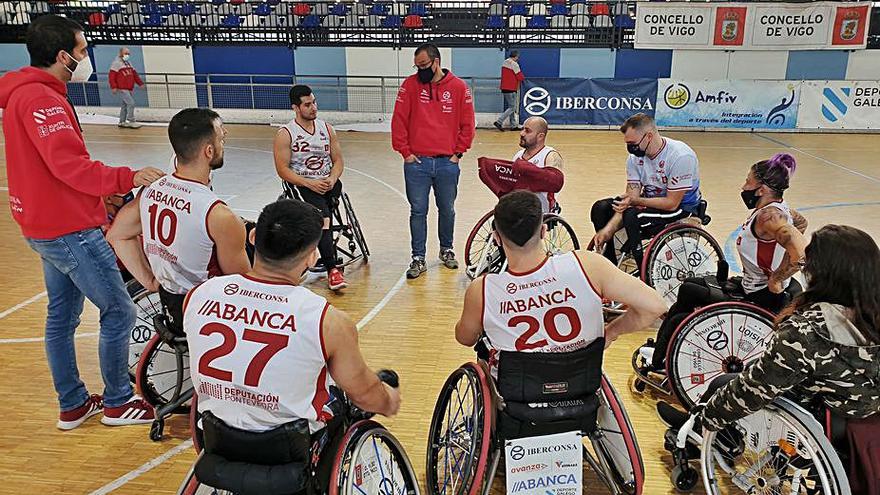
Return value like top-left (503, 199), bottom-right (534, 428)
top-left (0, 67), bottom-right (137, 239)
top-left (391, 70), bottom-right (476, 159)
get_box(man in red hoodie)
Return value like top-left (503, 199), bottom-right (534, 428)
top-left (391, 43), bottom-right (475, 279)
top-left (108, 46), bottom-right (144, 129)
top-left (0, 15), bottom-right (164, 430)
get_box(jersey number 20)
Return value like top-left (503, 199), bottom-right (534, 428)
top-left (510, 306), bottom-right (582, 351)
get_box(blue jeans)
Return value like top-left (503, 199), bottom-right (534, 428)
top-left (496, 92), bottom-right (518, 128)
top-left (404, 156), bottom-right (460, 258)
top-left (27, 228), bottom-right (136, 411)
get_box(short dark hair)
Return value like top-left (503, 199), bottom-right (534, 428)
top-left (509, 50), bottom-right (519, 58)
top-left (27, 15), bottom-right (84, 68)
top-left (415, 43), bottom-right (441, 61)
top-left (289, 85), bottom-right (313, 107)
top-left (619, 113), bottom-right (655, 134)
top-left (254, 199), bottom-right (323, 267)
top-left (168, 108), bottom-right (221, 163)
top-left (494, 190), bottom-right (543, 247)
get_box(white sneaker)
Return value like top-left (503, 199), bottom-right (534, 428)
top-left (126, 121), bottom-right (142, 129)
top-left (638, 346), bottom-right (655, 363)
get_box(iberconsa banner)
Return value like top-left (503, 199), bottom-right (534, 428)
top-left (520, 78), bottom-right (657, 126)
top-left (655, 79), bottom-right (801, 129)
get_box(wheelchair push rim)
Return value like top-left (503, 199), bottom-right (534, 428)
top-left (464, 211), bottom-right (497, 270)
top-left (641, 224), bottom-right (724, 307)
top-left (330, 420), bottom-right (420, 495)
top-left (128, 281), bottom-right (162, 383)
top-left (426, 363), bottom-right (494, 495)
top-left (588, 374), bottom-right (644, 495)
top-left (701, 397), bottom-right (851, 495)
top-left (136, 333), bottom-right (192, 412)
top-left (541, 213), bottom-right (580, 255)
top-left (666, 302), bottom-right (775, 409)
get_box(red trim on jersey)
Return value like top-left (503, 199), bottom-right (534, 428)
top-left (295, 119), bottom-right (317, 136)
top-left (181, 280), bottom-right (205, 317)
top-left (205, 200), bottom-right (224, 245)
top-left (318, 302), bottom-right (330, 362)
top-left (647, 137), bottom-right (667, 160)
top-left (521, 145), bottom-right (547, 162)
top-left (311, 367), bottom-right (330, 419)
top-left (571, 251), bottom-right (602, 299)
top-left (206, 247), bottom-right (222, 278)
top-left (171, 172), bottom-right (210, 186)
top-left (756, 239), bottom-right (777, 276)
top-left (506, 255), bottom-right (549, 276)
top-left (240, 273), bottom-right (293, 286)
top-left (479, 275), bottom-right (487, 334)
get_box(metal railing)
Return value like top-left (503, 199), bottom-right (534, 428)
top-left (53, 72), bottom-right (506, 113)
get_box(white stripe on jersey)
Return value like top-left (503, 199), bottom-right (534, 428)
top-left (283, 118), bottom-right (332, 179)
top-left (512, 146), bottom-right (558, 213)
top-left (185, 273), bottom-right (331, 433)
top-left (140, 174), bottom-right (222, 295)
top-left (737, 201), bottom-right (792, 294)
top-left (481, 252), bottom-right (604, 375)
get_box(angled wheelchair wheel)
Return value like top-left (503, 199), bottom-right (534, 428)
top-left (701, 397), bottom-right (851, 495)
top-left (586, 374), bottom-right (644, 495)
top-left (127, 280), bottom-right (162, 383)
top-left (642, 224), bottom-right (724, 307)
top-left (330, 419), bottom-right (421, 495)
top-left (426, 363), bottom-right (494, 495)
top-left (542, 213), bottom-right (579, 254)
top-left (341, 192), bottom-right (370, 262)
top-left (465, 211), bottom-right (496, 269)
top-left (136, 333), bottom-right (192, 413)
top-left (666, 302), bottom-right (774, 409)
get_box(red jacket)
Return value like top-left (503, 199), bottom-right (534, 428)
top-left (500, 58), bottom-right (525, 92)
top-left (108, 58), bottom-right (143, 91)
top-left (0, 67), bottom-right (137, 239)
top-left (391, 70), bottom-right (475, 159)
top-left (477, 157), bottom-right (563, 198)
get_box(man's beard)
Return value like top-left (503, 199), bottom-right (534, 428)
top-left (210, 155), bottom-right (224, 170)
top-left (519, 137), bottom-right (532, 149)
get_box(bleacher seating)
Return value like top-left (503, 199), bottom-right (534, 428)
top-left (508, 14), bottom-right (526, 28)
top-left (507, 3), bottom-right (526, 16)
top-left (403, 13), bottom-right (422, 28)
top-left (527, 14), bottom-right (547, 28)
top-left (486, 15), bottom-right (503, 29)
top-left (550, 14), bottom-right (566, 27)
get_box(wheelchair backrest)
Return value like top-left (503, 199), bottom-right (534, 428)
top-left (201, 410), bottom-right (312, 465)
top-left (497, 338), bottom-right (605, 404)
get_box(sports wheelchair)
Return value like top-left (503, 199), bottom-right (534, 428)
top-left (667, 390), bottom-right (866, 494)
top-left (588, 200), bottom-right (724, 318)
top-left (632, 277), bottom-right (803, 409)
top-left (425, 340), bottom-right (644, 495)
top-left (177, 371), bottom-right (420, 495)
top-left (280, 181), bottom-right (369, 272)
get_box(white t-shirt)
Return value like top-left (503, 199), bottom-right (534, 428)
top-left (626, 137), bottom-right (701, 213)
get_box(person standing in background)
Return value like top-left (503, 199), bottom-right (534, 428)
top-left (391, 43), bottom-right (476, 280)
top-left (109, 47), bottom-right (143, 128)
top-left (493, 50), bottom-right (524, 132)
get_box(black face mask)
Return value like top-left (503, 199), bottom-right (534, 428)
top-left (626, 134), bottom-right (648, 158)
top-left (417, 65), bottom-right (435, 84)
top-left (740, 188), bottom-right (761, 209)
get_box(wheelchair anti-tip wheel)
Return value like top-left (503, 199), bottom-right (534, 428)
top-left (666, 302), bottom-right (774, 409)
top-left (330, 420), bottom-right (421, 495)
top-left (127, 280), bottom-right (162, 383)
top-left (642, 224), bottom-right (724, 307)
top-left (700, 397), bottom-right (851, 495)
top-left (425, 362), bottom-right (494, 495)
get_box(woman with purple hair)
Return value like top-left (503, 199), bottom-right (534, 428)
top-left (642, 153), bottom-right (809, 372)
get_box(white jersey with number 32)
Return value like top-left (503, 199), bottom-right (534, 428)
top-left (282, 118), bottom-right (332, 179)
top-left (185, 273), bottom-right (332, 433)
top-left (140, 174), bottom-right (223, 295)
top-left (482, 252), bottom-right (604, 366)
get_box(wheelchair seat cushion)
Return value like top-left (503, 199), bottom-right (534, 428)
top-left (194, 452), bottom-right (308, 495)
top-left (201, 410), bottom-right (311, 465)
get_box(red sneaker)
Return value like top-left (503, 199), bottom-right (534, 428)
top-left (101, 396), bottom-right (156, 426)
top-left (57, 394), bottom-right (103, 430)
top-left (328, 268), bottom-right (347, 291)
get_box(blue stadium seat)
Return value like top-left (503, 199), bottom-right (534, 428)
top-left (212, 0), bottom-right (226, 5)
top-left (507, 3), bottom-right (527, 15)
top-left (485, 15), bottom-right (504, 29)
top-left (267, 0), bottom-right (281, 4)
top-left (221, 14), bottom-right (242, 26)
top-left (570, 0), bottom-right (586, 3)
top-left (180, 3), bottom-right (197, 15)
top-left (527, 15), bottom-right (548, 28)
top-left (143, 13), bottom-right (164, 26)
top-left (254, 3), bottom-right (272, 15)
top-left (381, 14), bottom-right (401, 27)
top-left (614, 15), bottom-right (635, 28)
top-left (105, 3), bottom-right (121, 15)
top-left (409, 3), bottom-right (427, 16)
top-left (330, 3), bottom-right (348, 15)
top-left (369, 3), bottom-right (387, 15)
top-left (141, 3), bottom-right (166, 15)
top-left (549, 4), bottom-right (567, 16)
top-left (300, 14), bottom-right (320, 27)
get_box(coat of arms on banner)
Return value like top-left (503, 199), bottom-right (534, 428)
top-left (720, 11), bottom-right (739, 41)
top-left (839, 10), bottom-right (860, 40)
top-left (821, 86), bottom-right (851, 123)
top-left (712, 6), bottom-right (746, 46)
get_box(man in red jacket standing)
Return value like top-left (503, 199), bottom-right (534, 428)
top-left (391, 44), bottom-right (475, 279)
top-left (493, 50), bottom-right (525, 132)
top-left (0, 15), bottom-right (164, 430)
top-left (109, 46), bottom-right (144, 129)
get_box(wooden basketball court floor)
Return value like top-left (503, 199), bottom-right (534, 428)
top-left (0, 123), bottom-right (878, 495)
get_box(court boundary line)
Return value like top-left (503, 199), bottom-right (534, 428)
top-left (83, 144), bottom-right (410, 494)
top-left (755, 133), bottom-right (880, 185)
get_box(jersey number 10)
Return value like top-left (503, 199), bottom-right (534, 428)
top-left (147, 204), bottom-right (178, 247)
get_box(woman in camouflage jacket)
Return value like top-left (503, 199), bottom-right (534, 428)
top-left (701, 224), bottom-right (880, 432)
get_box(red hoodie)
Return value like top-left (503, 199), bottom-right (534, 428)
top-left (391, 70), bottom-right (476, 159)
top-left (0, 67), bottom-right (137, 239)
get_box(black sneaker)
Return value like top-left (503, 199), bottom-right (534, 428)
top-left (493, 121), bottom-right (504, 131)
top-left (406, 258), bottom-right (427, 279)
top-left (439, 249), bottom-right (459, 270)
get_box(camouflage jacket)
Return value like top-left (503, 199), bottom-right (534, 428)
top-left (702, 302), bottom-right (880, 431)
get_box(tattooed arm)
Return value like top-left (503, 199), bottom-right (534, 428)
top-left (544, 150), bottom-right (563, 170)
top-left (757, 207), bottom-right (808, 294)
top-left (790, 208), bottom-right (808, 234)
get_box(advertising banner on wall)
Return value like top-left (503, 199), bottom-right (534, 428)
top-left (655, 79), bottom-right (801, 129)
top-left (635, 1), bottom-right (872, 50)
top-left (798, 80), bottom-right (880, 129)
top-left (520, 78), bottom-right (657, 125)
